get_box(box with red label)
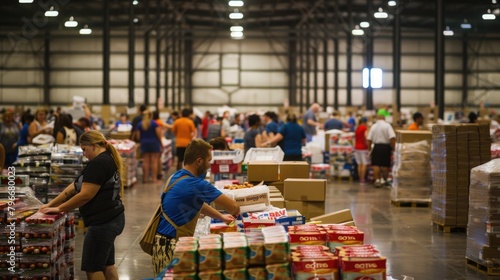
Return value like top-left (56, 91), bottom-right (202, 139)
top-left (289, 230), bottom-right (327, 248)
top-left (326, 230), bottom-right (364, 253)
top-left (210, 150), bottom-right (244, 174)
top-left (292, 257), bottom-right (339, 280)
top-left (340, 257), bottom-right (386, 280)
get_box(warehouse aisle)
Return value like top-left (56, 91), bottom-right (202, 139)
top-left (72, 179), bottom-right (490, 280)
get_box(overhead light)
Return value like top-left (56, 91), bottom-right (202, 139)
top-left (388, 0), bottom-right (397, 6)
top-left (79, 25), bottom-right (92, 35)
top-left (45, 6), bottom-right (58, 17)
top-left (483, 9), bottom-right (496, 20)
top-left (230, 26), bottom-right (244, 32)
top-left (374, 7), bottom-right (388, 19)
top-left (132, 0), bottom-right (139, 5)
top-left (230, 31), bottom-right (244, 39)
top-left (443, 26), bottom-right (454, 36)
top-left (352, 25), bottom-right (364, 36)
top-left (460, 19), bottom-right (471, 29)
top-left (133, 18), bottom-right (139, 23)
top-left (228, 0), bottom-right (244, 7)
top-left (360, 21), bottom-right (370, 28)
top-left (19, 0), bottom-right (34, 3)
top-left (229, 9), bottom-right (244, 19)
top-left (64, 16), bottom-right (78, 27)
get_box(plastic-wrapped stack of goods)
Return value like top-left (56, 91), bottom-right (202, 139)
top-left (262, 226), bottom-right (291, 279)
top-left (14, 146), bottom-right (52, 204)
top-left (466, 159), bottom-right (500, 272)
top-left (492, 143), bottom-right (500, 159)
top-left (329, 132), bottom-right (355, 178)
top-left (210, 150), bottom-right (245, 183)
top-left (291, 245), bottom-right (339, 279)
top-left (391, 140), bottom-right (432, 202)
top-left (336, 245), bottom-right (386, 280)
top-left (109, 140), bottom-right (138, 188)
top-left (161, 138), bottom-right (173, 174)
top-left (310, 163), bottom-right (331, 180)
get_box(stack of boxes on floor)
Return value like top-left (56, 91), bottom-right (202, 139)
top-left (109, 140), bottom-right (138, 188)
top-left (466, 159), bottom-right (500, 270)
top-left (325, 131), bottom-right (355, 179)
top-left (391, 130), bottom-right (432, 202)
top-left (431, 124), bottom-right (491, 227)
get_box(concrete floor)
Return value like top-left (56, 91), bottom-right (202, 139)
top-left (72, 177), bottom-right (499, 280)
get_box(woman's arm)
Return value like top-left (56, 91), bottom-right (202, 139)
top-left (40, 182), bottom-right (100, 213)
top-left (40, 183), bottom-right (76, 209)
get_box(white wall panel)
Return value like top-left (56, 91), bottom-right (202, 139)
top-left (52, 54), bottom-right (102, 68)
top-left (445, 73), bottom-right (462, 87)
top-left (51, 89), bottom-right (102, 103)
top-left (402, 39), bottom-right (434, 53)
top-left (372, 89), bottom-right (394, 105)
top-left (241, 54), bottom-right (286, 70)
top-left (222, 54), bottom-right (239, 68)
top-left (192, 89), bottom-right (230, 104)
top-left (1, 89), bottom-right (42, 103)
top-left (401, 90), bottom-right (434, 105)
top-left (444, 90), bottom-right (462, 104)
top-left (241, 72), bottom-right (287, 87)
top-left (401, 56), bottom-right (434, 70)
top-left (2, 70), bottom-right (41, 85)
top-left (374, 40), bottom-right (393, 53)
top-left (445, 56), bottom-right (462, 70)
top-left (4, 54), bottom-right (39, 68)
top-left (373, 55), bottom-right (392, 70)
top-left (231, 89), bottom-right (286, 104)
top-left (51, 38), bottom-right (101, 51)
top-left (401, 73), bottom-right (434, 87)
top-left (221, 70), bottom-right (239, 85)
top-left (193, 71), bottom-right (219, 87)
top-left (192, 54), bottom-right (220, 70)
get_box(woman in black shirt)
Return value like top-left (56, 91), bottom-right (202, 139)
top-left (41, 130), bottom-right (125, 279)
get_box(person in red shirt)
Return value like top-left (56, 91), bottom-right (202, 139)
top-left (201, 111), bottom-right (212, 141)
top-left (408, 112), bottom-right (423, 130)
top-left (354, 117), bottom-right (369, 184)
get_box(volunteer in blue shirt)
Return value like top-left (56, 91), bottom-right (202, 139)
top-left (152, 139), bottom-right (240, 275)
top-left (264, 114), bottom-right (306, 161)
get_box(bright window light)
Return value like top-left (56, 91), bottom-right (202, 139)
top-left (483, 9), bottom-right (496, 20)
top-left (230, 26), bottom-right (244, 32)
top-left (360, 21), bottom-right (370, 28)
top-left (388, 0), bottom-right (397, 6)
top-left (363, 68), bottom-right (383, 89)
top-left (229, 12), bottom-right (244, 19)
top-left (443, 26), bottom-right (454, 36)
top-left (352, 25), bottom-right (364, 36)
top-left (64, 16), bottom-right (78, 27)
top-left (374, 8), bottom-right (388, 19)
top-left (19, 0), bottom-right (34, 3)
top-left (229, 0), bottom-right (244, 7)
top-left (79, 25), bottom-right (92, 35)
top-left (45, 6), bottom-right (58, 17)
top-left (230, 31), bottom-right (244, 38)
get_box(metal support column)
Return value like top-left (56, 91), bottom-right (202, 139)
top-left (155, 31), bottom-right (161, 108)
top-left (177, 28), bottom-right (183, 109)
top-left (462, 33), bottom-right (468, 108)
top-left (306, 23), bottom-right (311, 108)
top-left (393, 0), bottom-right (401, 114)
top-left (164, 15), bottom-right (170, 108)
top-left (435, 0), bottom-right (445, 120)
top-left (171, 26), bottom-right (177, 110)
top-left (346, 1), bottom-right (353, 106)
top-left (128, 0), bottom-right (135, 108)
top-left (103, 0), bottom-right (110, 105)
top-left (299, 26), bottom-right (304, 113)
top-left (365, 0), bottom-right (374, 110)
top-left (322, 37), bottom-right (328, 112)
top-left (184, 31), bottom-right (193, 107)
top-left (144, 0), bottom-right (150, 106)
top-left (313, 28), bottom-right (319, 104)
top-left (43, 32), bottom-right (50, 105)
top-left (288, 32), bottom-right (297, 106)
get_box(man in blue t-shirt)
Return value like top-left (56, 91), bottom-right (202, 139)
top-left (302, 103), bottom-right (322, 142)
top-left (264, 114), bottom-right (306, 161)
top-left (324, 111), bottom-right (347, 131)
top-left (152, 139), bottom-right (239, 275)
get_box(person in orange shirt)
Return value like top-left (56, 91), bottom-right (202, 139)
top-left (173, 108), bottom-right (197, 170)
top-left (408, 112), bottom-right (424, 130)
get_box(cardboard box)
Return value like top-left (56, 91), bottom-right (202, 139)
top-left (268, 181), bottom-right (284, 194)
top-left (284, 179), bottom-right (326, 201)
top-left (110, 131), bottom-right (132, 140)
top-left (247, 162), bottom-right (279, 182)
top-left (310, 209), bottom-right (354, 224)
top-left (396, 130), bottom-right (432, 144)
top-left (270, 197), bottom-right (285, 208)
top-left (279, 161), bottom-right (310, 182)
top-left (285, 201), bottom-right (325, 220)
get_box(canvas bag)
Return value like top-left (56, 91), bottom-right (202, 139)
top-left (139, 175), bottom-right (188, 255)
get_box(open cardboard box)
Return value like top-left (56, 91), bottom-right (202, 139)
top-left (309, 209), bottom-right (355, 225)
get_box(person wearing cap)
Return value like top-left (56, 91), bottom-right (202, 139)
top-left (408, 112), bottom-right (424, 130)
top-left (354, 117), bottom-right (369, 184)
top-left (367, 114), bottom-right (396, 188)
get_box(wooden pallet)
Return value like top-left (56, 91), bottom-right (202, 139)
top-left (466, 257), bottom-right (500, 275)
top-left (391, 200), bottom-right (431, 208)
top-left (432, 222), bottom-right (466, 233)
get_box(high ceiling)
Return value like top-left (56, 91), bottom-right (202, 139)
top-left (1, 0), bottom-right (499, 37)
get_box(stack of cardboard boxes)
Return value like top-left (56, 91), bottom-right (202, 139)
top-left (283, 178), bottom-right (326, 219)
top-left (392, 130), bottom-right (432, 202)
top-left (431, 124), bottom-right (491, 227)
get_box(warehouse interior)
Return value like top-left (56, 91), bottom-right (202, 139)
top-left (1, 0), bottom-right (500, 280)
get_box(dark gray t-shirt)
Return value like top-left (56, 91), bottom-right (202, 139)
top-left (302, 109), bottom-right (317, 135)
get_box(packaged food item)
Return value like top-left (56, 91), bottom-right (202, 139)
top-left (171, 245), bottom-right (197, 273)
top-left (264, 237), bottom-right (290, 264)
top-left (340, 257), bottom-right (386, 280)
top-left (248, 267), bottom-right (267, 280)
top-left (294, 245), bottom-right (330, 252)
top-left (248, 240), bottom-right (265, 266)
top-left (171, 271), bottom-right (197, 279)
top-left (266, 263), bottom-right (291, 280)
top-left (223, 268), bottom-right (248, 280)
top-left (292, 257), bottom-right (339, 280)
top-left (198, 244), bottom-right (222, 271)
top-left (224, 242), bottom-right (248, 269)
top-left (197, 270), bottom-right (223, 280)
top-left (326, 230), bottom-right (364, 252)
top-left (289, 231), bottom-right (327, 248)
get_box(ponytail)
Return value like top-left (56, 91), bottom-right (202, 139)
top-left (105, 141), bottom-right (125, 198)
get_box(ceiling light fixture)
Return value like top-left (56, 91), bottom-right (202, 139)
top-left (230, 31), bottom-right (244, 39)
top-left (230, 26), bottom-right (244, 32)
top-left (45, 6), bottom-right (58, 17)
top-left (360, 21), bottom-right (370, 28)
top-left (374, 7), bottom-right (388, 19)
top-left (229, 9), bottom-right (244, 19)
top-left (443, 26), bottom-right (454, 36)
top-left (388, 0), bottom-right (397, 6)
top-left (19, 0), bottom-right (34, 3)
top-left (460, 19), bottom-right (472, 29)
top-left (132, 0), bottom-right (139, 5)
top-left (228, 0), bottom-right (244, 7)
top-left (79, 25), bottom-right (92, 35)
top-left (352, 25), bottom-right (364, 36)
top-left (482, 9), bottom-right (496, 20)
top-left (133, 18), bottom-right (139, 23)
top-left (64, 16), bottom-right (78, 27)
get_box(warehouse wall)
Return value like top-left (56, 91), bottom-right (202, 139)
top-left (1, 32), bottom-right (499, 113)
